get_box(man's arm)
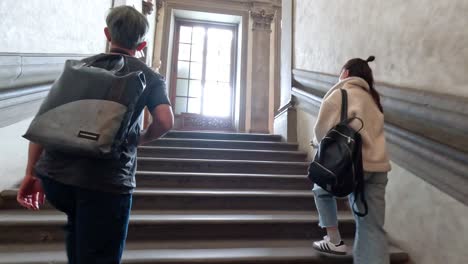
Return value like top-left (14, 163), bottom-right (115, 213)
top-left (25, 143), bottom-right (43, 176)
top-left (139, 104), bottom-right (174, 145)
top-left (17, 142), bottom-right (46, 210)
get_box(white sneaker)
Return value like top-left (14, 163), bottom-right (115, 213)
top-left (312, 236), bottom-right (347, 255)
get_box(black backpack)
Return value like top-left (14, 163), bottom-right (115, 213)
top-left (308, 89), bottom-right (368, 217)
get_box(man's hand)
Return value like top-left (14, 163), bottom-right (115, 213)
top-left (18, 142), bottom-right (45, 210)
top-left (17, 174), bottom-right (45, 210)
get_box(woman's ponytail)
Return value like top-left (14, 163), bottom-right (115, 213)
top-left (342, 56), bottom-right (383, 113)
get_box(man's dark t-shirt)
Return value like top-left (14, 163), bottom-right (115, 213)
top-left (35, 54), bottom-right (171, 194)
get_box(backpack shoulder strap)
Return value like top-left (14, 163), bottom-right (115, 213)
top-left (340, 89), bottom-right (348, 122)
top-left (130, 82), bottom-right (150, 126)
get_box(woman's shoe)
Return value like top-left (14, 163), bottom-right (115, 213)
top-left (312, 236), bottom-right (347, 255)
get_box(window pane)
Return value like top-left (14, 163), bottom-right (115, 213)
top-left (192, 27), bottom-right (206, 44)
top-left (207, 29), bottom-right (233, 60)
top-left (176, 79), bottom-right (189, 96)
top-left (205, 62), bottom-right (219, 81)
top-left (190, 62), bottom-right (202, 79)
top-left (191, 44), bottom-right (204, 62)
top-left (189, 80), bottom-right (202, 98)
top-left (178, 44), bottom-right (191, 61)
top-left (203, 81), bottom-right (231, 117)
top-left (179, 26), bottom-right (192, 43)
top-left (175, 97), bottom-right (188, 115)
top-left (205, 63), bottom-right (230, 82)
top-left (177, 61), bottom-right (189, 78)
top-left (205, 28), bottom-right (233, 82)
top-left (220, 45), bottom-right (232, 64)
top-left (220, 64), bottom-right (231, 82)
top-left (209, 28), bottom-right (233, 42)
top-left (188, 98), bottom-right (201, 114)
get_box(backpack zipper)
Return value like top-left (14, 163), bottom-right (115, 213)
top-left (331, 129), bottom-right (355, 143)
top-left (313, 161), bottom-right (337, 178)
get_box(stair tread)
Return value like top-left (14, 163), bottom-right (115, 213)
top-left (153, 137), bottom-right (296, 145)
top-left (138, 157), bottom-right (309, 165)
top-left (136, 189), bottom-right (314, 196)
top-left (139, 146), bottom-right (305, 155)
top-left (2, 188), bottom-right (315, 198)
top-left (136, 171), bottom-right (307, 178)
top-left (0, 240), bottom-right (408, 264)
top-left (166, 130), bottom-right (283, 137)
top-left (164, 131), bottom-right (283, 141)
top-left (0, 210), bottom-right (354, 224)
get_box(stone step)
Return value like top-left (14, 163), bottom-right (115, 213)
top-left (0, 240), bottom-right (410, 264)
top-left (0, 189), bottom-right (350, 211)
top-left (135, 172), bottom-right (311, 190)
top-left (138, 146), bottom-right (307, 162)
top-left (0, 211), bottom-right (356, 244)
top-left (147, 138), bottom-right (299, 151)
top-left (137, 158), bottom-right (309, 174)
top-left (164, 131), bottom-right (283, 142)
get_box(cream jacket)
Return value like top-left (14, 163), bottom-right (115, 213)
top-left (313, 77), bottom-right (391, 172)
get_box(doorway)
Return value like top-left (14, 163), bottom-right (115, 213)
top-left (170, 20), bottom-right (238, 131)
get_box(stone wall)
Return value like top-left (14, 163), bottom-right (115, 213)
top-left (0, 119), bottom-right (32, 191)
top-left (386, 163), bottom-right (468, 264)
top-left (291, 0), bottom-right (468, 263)
top-left (0, 0), bottom-right (112, 54)
top-left (294, 0), bottom-right (468, 97)
top-left (294, 107), bottom-right (468, 264)
top-left (0, 0), bottom-right (113, 191)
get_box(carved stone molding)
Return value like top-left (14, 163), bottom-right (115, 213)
top-left (142, 0), bottom-right (154, 15)
top-left (179, 113), bottom-right (234, 131)
top-left (290, 69), bottom-right (468, 206)
top-left (292, 69), bottom-right (468, 153)
top-left (0, 53), bottom-right (89, 128)
top-left (250, 9), bottom-right (275, 32)
top-left (155, 0), bottom-right (164, 22)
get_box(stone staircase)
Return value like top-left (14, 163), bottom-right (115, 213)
top-left (0, 131), bottom-right (409, 263)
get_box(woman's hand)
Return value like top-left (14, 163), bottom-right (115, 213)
top-left (17, 174), bottom-right (45, 210)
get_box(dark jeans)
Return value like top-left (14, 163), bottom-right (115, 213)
top-left (40, 176), bottom-right (132, 264)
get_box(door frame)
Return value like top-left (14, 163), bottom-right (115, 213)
top-left (169, 18), bottom-right (239, 130)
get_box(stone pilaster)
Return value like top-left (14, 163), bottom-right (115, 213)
top-left (274, 0), bottom-right (295, 140)
top-left (248, 8), bottom-right (275, 133)
top-left (155, 0), bottom-right (164, 22)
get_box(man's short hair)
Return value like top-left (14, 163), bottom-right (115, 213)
top-left (106, 6), bottom-right (149, 50)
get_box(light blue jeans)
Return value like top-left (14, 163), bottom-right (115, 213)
top-left (312, 172), bottom-right (389, 264)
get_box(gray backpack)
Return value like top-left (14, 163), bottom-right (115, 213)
top-left (24, 54), bottom-right (147, 158)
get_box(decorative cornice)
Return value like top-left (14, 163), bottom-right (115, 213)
top-left (291, 69), bottom-right (468, 206)
top-left (250, 9), bottom-right (275, 32)
top-left (156, 0), bottom-right (164, 10)
top-left (292, 69), bottom-right (468, 153)
top-left (0, 53), bottom-right (89, 127)
top-left (0, 53), bottom-right (89, 91)
top-left (142, 0), bottom-right (155, 16)
top-left (164, 0), bottom-right (281, 9)
top-left (155, 0), bottom-right (164, 22)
